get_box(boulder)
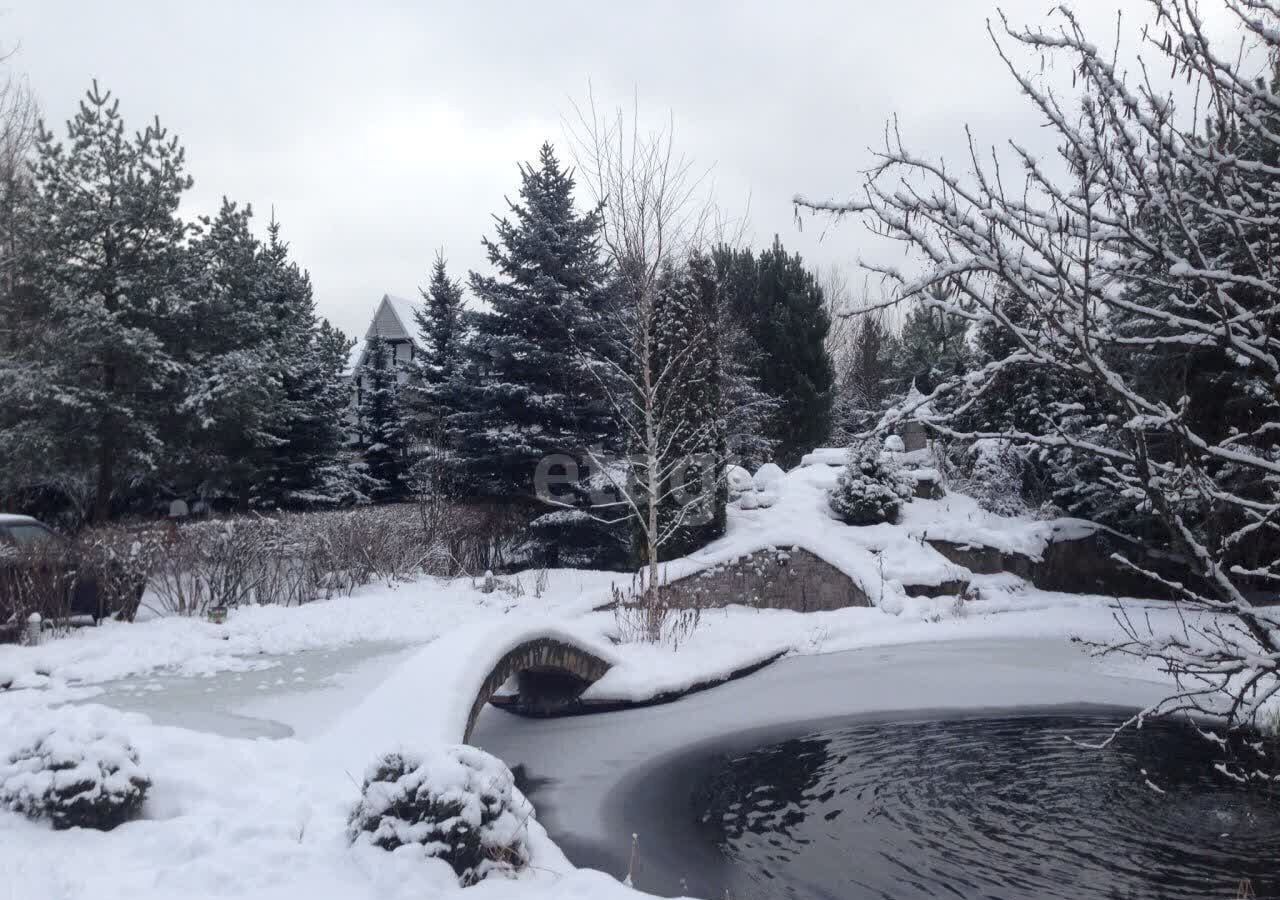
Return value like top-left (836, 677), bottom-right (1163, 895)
top-left (753, 463), bottom-right (785, 491)
top-left (726, 464), bottom-right (754, 496)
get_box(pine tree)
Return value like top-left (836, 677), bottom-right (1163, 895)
top-left (16, 82), bottom-right (194, 522)
top-left (358, 337), bottom-right (411, 501)
top-left (716, 239), bottom-right (836, 467)
top-left (445, 143), bottom-right (616, 500)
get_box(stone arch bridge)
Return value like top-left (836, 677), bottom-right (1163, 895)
top-left (464, 636), bottom-right (613, 742)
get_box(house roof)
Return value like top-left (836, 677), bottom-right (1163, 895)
top-left (387, 295), bottom-right (420, 339)
top-left (343, 293), bottom-right (423, 378)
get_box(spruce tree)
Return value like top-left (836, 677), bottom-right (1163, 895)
top-left (406, 250), bottom-right (466, 462)
top-left (894, 290), bottom-right (972, 395)
top-left (650, 254), bottom-right (726, 559)
top-left (832, 312), bottom-right (900, 442)
top-left (446, 143), bottom-right (615, 501)
top-left (177, 199), bottom-right (283, 507)
top-left (254, 221), bottom-right (358, 507)
top-left (358, 337), bottom-right (411, 501)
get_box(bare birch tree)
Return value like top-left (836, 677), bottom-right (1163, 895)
top-left (559, 94), bottom-right (723, 601)
top-left (798, 1), bottom-right (1280, 780)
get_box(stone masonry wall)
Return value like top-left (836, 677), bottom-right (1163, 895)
top-left (665, 547), bottom-right (870, 612)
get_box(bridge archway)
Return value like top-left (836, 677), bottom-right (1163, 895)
top-left (464, 636), bottom-right (612, 741)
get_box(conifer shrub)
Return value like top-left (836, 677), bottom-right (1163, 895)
top-left (348, 745), bottom-right (532, 886)
top-left (828, 441), bottom-right (913, 525)
top-left (0, 719), bottom-right (150, 831)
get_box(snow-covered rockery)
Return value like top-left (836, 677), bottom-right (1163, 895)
top-left (347, 745), bottom-right (533, 886)
top-left (0, 713), bottom-right (150, 831)
top-left (828, 444), bottom-right (913, 526)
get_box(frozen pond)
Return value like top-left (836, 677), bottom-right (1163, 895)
top-left (620, 710), bottom-right (1280, 899)
top-left (471, 639), bottom-right (1201, 895)
top-left (78, 640), bottom-right (419, 739)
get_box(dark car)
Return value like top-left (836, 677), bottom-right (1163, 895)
top-left (0, 514), bottom-right (118, 640)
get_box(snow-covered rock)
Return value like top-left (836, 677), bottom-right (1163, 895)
top-left (753, 463), bottom-right (785, 491)
top-left (883, 434), bottom-right (906, 453)
top-left (726, 464), bottom-right (754, 496)
top-left (799, 448), bottom-right (847, 467)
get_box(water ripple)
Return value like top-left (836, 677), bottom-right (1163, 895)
top-left (690, 715), bottom-right (1280, 900)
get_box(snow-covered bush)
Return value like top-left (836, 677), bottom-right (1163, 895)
top-left (956, 439), bottom-right (1029, 518)
top-left (828, 442), bottom-right (913, 525)
top-left (348, 745), bottom-right (532, 886)
top-left (0, 719), bottom-right (150, 830)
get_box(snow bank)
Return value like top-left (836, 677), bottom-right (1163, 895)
top-left (899, 493), bottom-right (1098, 559)
top-left (0, 697), bottom-right (649, 900)
top-left (0, 569), bottom-right (620, 691)
top-left (798, 447), bottom-right (846, 467)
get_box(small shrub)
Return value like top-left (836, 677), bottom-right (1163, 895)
top-left (0, 722), bottom-right (150, 830)
top-left (349, 745), bottom-right (532, 886)
top-left (828, 442), bottom-right (913, 525)
top-left (956, 439), bottom-right (1030, 518)
top-left (610, 577), bottom-right (701, 649)
top-left (0, 540), bottom-right (76, 637)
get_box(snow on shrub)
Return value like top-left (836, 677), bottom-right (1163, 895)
top-left (348, 745), bottom-right (533, 886)
top-left (0, 708), bottom-right (151, 831)
top-left (828, 442), bottom-right (913, 526)
top-left (959, 438), bottom-right (1029, 518)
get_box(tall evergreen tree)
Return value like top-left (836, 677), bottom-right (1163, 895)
top-left (444, 143), bottom-right (616, 500)
top-left (253, 221), bottom-right (358, 507)
top-left (714, 242), bottom-right (779, 469)
top-left (892, 288), bottom-right (971, 396)
top-left (407, 250), bottom-right (466, 450)
top-left (177, 199), bottom-right (282, 506)
top-left (16, 82), bottom-right (194, 522)
top-left (358, 337), bottom-right (411, 501)
top-left (831, 311), bottom-right (901, 441)
top-left (751, 237), bottom-right (836, 467)
top-left (650, 254), bottom-right (726, 559)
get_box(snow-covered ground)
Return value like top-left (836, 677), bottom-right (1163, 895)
top-left (0, 464), bottom-right (1197, 900)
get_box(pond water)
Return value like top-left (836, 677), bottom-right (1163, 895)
top-left (568, 711), bottom-right (1280, 900)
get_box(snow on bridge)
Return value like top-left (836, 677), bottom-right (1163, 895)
top-left (315, 622), bottom-right (617, 774)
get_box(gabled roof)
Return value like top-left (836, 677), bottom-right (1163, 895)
top-left (343, 293), bottom-right (422, 378)
top-left (365, 293), bottom-right (421, 343)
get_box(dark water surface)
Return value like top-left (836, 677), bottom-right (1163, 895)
top-left (563, 710), bottom-right (1280, 900)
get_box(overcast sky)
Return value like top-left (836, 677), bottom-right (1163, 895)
top-left (1, 1), bottom-right (1224, 338)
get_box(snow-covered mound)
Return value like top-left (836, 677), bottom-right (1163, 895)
top-left (662, 460), bottom-right (1101, 610)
